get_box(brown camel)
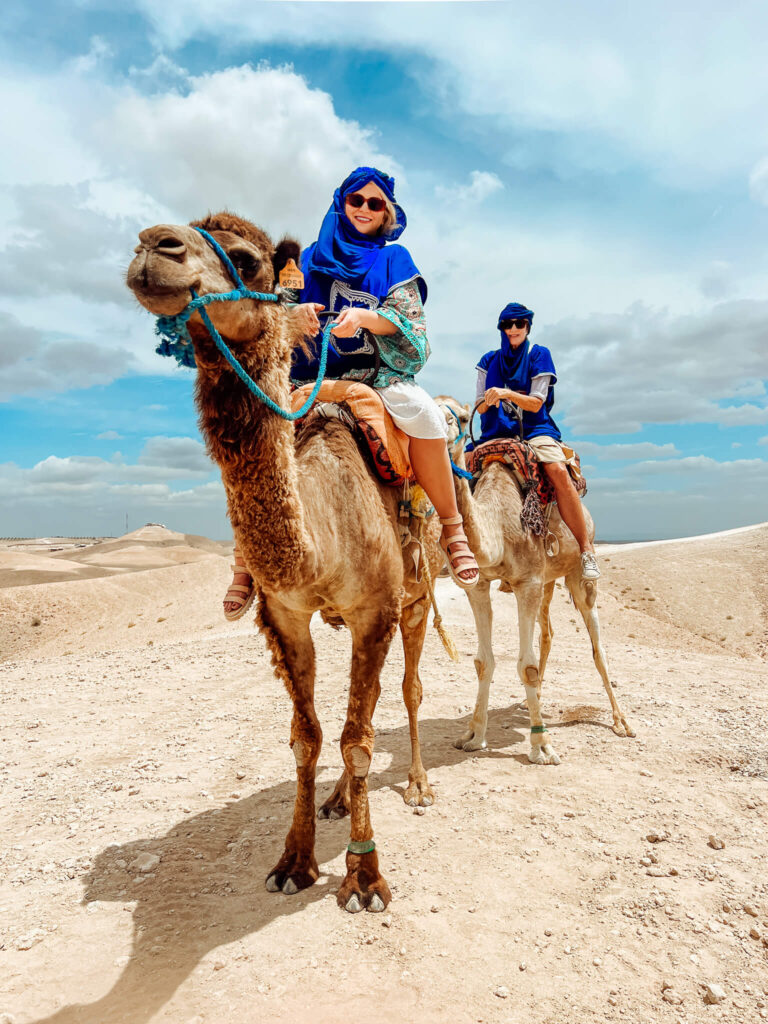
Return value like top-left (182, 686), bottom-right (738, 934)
top-left (436, 396), bottom-right (635, 762)
top-left (127, 212), bottom-right (443, 913)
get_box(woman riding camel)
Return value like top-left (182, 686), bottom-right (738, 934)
top-left (476, 301), bottom-right (600, 581)
top-left (224, 166), bottom-right (479, 618)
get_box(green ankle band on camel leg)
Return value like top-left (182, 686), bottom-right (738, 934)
top-left (347, 839), bottom-right (376, 855)
top-left (530, 725), bottom-right (548, 735)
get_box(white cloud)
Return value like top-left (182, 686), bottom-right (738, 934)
top-left (96, 430), bottom-right (123, 441)
top-left (0, 311), bottom-right (137, 401)
top-left (130, 1), bottom-right (768, 189)
top-left (584, 456), bottom-right (768, 540)
top-left (573, 441), bottom-right (680, 460)
top-left (542, 299), bottom-right (768, 435)
top-left (95, 64), bottom-right (395, 238)
top-left (138, 436), bottom-right (212, 473)
top-left (435, 171), bottom-right (503, 205)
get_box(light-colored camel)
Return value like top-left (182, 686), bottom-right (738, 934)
top-left (436, 396), bottom-right (634, 763)
top-left (127, 212), bottom-right (444, 913)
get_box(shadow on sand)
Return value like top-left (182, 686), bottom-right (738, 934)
top-left (26, 703), bottom-right (548, 1023)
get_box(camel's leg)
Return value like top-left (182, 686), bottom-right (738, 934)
top-left (400, 597), bottom-right (435, 807)
top-left (566, 572), bottom-right (636, 738)
top-left (537, 580), bottom-right (556, 686)
top-left (317, 768), bottom-right (351, 820)
top-left (337, 607), bottom-right (398, 914)
top-left (454, 578), bottom-right (494, 752)
top-left (258, 599), bottom-right (323, 896)
top-left (515, 579), bottom-right (560, 765)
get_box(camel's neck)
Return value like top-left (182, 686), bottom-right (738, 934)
top-left (193, 319), bottom-right (314, 591)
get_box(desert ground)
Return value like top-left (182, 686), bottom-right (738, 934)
top-left (1, 522), bottom-right (767, 1024)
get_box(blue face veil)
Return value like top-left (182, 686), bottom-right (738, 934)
top-left (495, 301), bottom-right (535, 380)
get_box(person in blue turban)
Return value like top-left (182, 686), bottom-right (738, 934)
top-left (223, 167), bottom-right (478, 617)
top-left (475, 302), bottom-right (600, 580)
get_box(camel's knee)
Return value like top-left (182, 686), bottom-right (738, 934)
top-left (341, 722), bottom-right (374, 778)
top-left (517, 661), bottom-right (539, 688)
top-left (291, 736), bottom-right (321, 768)
top-left (343, 745), bottom-right (371, 778)
top-left (474, 655), bottom-right (494, 683)
top-left (402, 674), bottom-right (423, 707)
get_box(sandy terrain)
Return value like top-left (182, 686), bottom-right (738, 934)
top-left (1, 524), bottom-right (767, 1024)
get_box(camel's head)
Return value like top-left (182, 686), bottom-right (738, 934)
top-left (126, 211), bottom-right (300, 339)
top-left (435, 395), bottom-right (471, 450)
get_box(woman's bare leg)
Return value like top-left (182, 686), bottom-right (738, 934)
top-left (542, 462), bottom-right (593, 553)
top-left (408, 437), bottom-right (478, 584)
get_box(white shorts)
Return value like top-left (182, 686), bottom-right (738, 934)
top-left (526, 435), bottom-right (568, 464)
top-left (378, 380), bottom-right (448, 440)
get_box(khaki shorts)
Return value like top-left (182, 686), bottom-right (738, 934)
top-left (526, 435), bottom-right (568, 464)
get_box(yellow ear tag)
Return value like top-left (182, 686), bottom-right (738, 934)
top-left (278, 258), bottom-right (304, 290)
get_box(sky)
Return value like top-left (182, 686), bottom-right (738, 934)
top-left (1, 0), bottom-right (767, 541)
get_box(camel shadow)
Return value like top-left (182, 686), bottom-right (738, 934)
top-left (24, 703), bottom-right (555, 1024)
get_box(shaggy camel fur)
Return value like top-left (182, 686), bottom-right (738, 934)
top-left (127, 213), bottom-right (443, 913)
top-left (436, 396), bottom-right (634, 763)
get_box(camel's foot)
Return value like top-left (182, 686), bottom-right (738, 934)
top-left (612, 714), bottom-right (636, 738)
top-left (265, 848), bottom-right (319, 896)
top-left (404, 775), bottom-right (435, 807)
top-left (337, 849), bottom-right (391, 914)
top-left (528, 740), bottom-right (561, 766)
top-left (317, 773), bottom-right (351, 820)
top-left (454, 725), bottom-right (487, 752)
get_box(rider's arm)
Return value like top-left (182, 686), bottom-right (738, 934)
top-left (482, 374), bottom-right (553, 413)
top-left (370, 280), bottom-right (430, 374)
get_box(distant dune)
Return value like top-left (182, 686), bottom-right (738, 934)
top-left (2, 522), bottom-right (765, 664)
top-left (0, 525), bottom-right (231, 589)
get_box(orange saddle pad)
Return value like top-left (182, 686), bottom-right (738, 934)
top-left (290, 380), bottom-right (413, 485)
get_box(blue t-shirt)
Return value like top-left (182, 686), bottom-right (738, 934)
top-left (477, 342), bottom-right (561, 444)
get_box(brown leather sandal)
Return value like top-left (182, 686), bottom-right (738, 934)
top-left (223, 548), bottom-right (256, 621)
top-left (439, 514), bottom-right (479, 591)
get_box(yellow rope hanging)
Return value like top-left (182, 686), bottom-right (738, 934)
top-left (420, 531), bottom-right (460, 664)
top-left (400, 483), bottom-right (459, 663)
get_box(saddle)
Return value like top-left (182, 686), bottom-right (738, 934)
top-left (290, 380), bottom-right (414, 486)
top-left (465, 438), bottom-right (586, 537)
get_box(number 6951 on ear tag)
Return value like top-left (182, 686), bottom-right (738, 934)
top-left (279, 258), bottom-right (304, 290)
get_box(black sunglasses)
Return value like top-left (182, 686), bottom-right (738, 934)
top-left (345, 192), bottom-right (387, 212)
top-left (499, 318), bottom-right (530, 330)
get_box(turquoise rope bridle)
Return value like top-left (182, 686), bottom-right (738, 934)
top-left (154, 227), bottom-right (330, 421)
top-left (446, 405), bottom-right (474, 481)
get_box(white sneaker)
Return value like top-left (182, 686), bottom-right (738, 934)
top-left (581, 551), bottom-right (601, 580)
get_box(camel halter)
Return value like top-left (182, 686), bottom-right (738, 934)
top-left (445, 405), bottom-right (474, 481)
top-left (154, 227), bottom-right (330, 421)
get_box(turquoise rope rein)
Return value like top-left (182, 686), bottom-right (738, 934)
top-left (154, 227), bottom-right (330, 421)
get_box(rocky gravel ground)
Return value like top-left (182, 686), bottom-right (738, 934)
top-left (1, 529), bottom-right (767, 1024)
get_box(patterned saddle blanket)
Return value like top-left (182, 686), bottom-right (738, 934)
top-left (465, 438), bottom-right (586, 537)
top-left (290, 380), bottom-right (413, 487)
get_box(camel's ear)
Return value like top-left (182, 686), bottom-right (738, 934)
top-left (273, 237), bottom-right (301, 280)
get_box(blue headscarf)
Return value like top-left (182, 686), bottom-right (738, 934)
top-left (495, 301), bottom-right (535, 380)
top-left (301, 166), bottom-right (425, 307)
